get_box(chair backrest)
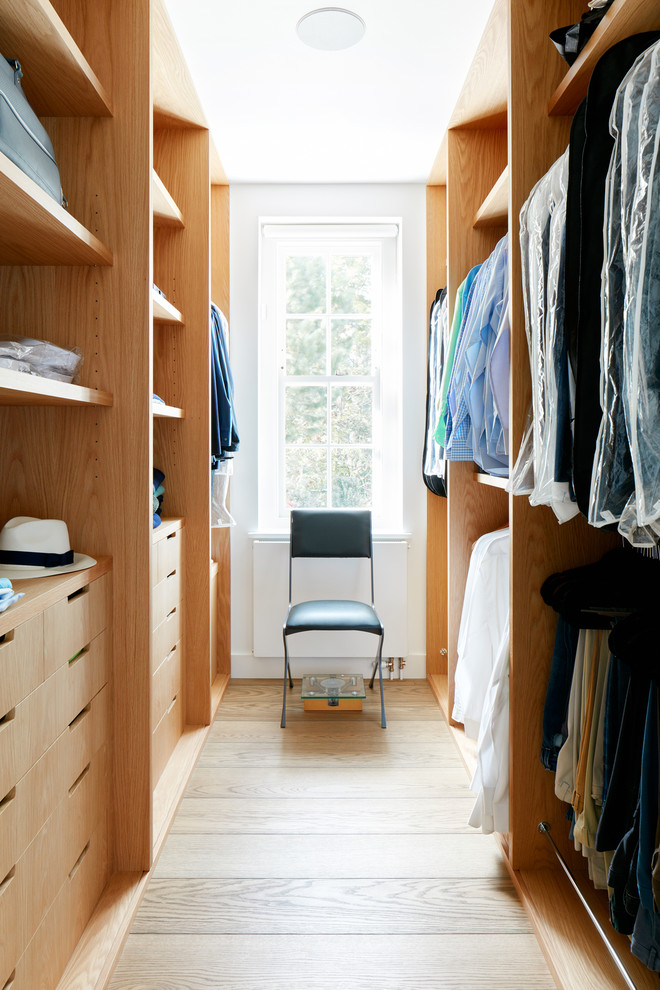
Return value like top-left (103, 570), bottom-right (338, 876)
top-left (288, 509), bottom-right (375, 603)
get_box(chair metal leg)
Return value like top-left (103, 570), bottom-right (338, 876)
top-left (281, 632), bottom-right (293, 728)
top-left (368, 633), bottom-right (386, 729)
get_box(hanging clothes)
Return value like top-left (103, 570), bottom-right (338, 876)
top-left (210, 303), bottom-right (239, 465)
top-left (422, 287), bottom-right (448, 496)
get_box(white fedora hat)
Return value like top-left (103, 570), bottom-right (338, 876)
top-left (0, 517), bottom-right (96, 580)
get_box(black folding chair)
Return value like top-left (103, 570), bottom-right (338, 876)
top-left (281, 508), bottom-right (386, 729)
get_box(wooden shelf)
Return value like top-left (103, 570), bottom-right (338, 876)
top-left (153, 401), bottom-right (185, 419)
top-left (153, 517), bottom-right (184, 543)
top-left (152, 0), bottom-right (206, 128)
top-left (0, 151), bottom-right (113, 266)
top-left (474, 166), bottom-right (509, 228)
top-left (0, 368), bottom-right (113, 407)
top-left (152, 170), bottom-right (184, 228)
top-left (548, 0), bottom-right (660, 117)
top-left (448, 0), bottom-right (508, 129)
top-left (473, 472), bottom-right (509, 490)
top-left (0, 557), bottom-right (112, 637)
top-left (153, 289), bottom-right (184, 325)
top-left (0, 0), bottom-right (112, 116)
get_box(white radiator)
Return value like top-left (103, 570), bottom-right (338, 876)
top-left (252, 539), bottom-right (408, 658)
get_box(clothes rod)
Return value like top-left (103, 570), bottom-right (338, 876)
top-left (537, 822), bottom-right (637, 990)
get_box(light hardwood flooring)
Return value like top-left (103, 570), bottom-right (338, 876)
top-left (108, 678), bottom-right (555, 989)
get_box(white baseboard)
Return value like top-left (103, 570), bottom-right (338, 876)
top-left (231, 652), bottom-right (427, 679)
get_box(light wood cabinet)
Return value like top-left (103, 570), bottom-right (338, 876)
top-left (0, 0), bottom-right (231, 985)
top-left (426, 1), bottom-right (660, 986)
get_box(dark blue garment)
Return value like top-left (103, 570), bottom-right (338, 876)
top-left (211, 304), bottom-right (239, 462)
top-left (631, 684), bottom-right (660, 970)
top-left (608, 798), bottom-right (640, 934)
top-left (541, 617), bottom-right (579, 770)
top-left (602, 652), bottom-right (631, 805)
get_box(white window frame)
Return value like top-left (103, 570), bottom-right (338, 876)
top-left (258, 218), bottom-right (403, 534)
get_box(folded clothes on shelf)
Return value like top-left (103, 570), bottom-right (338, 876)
top-left (0, 577), bottom-right (24, 612)
top-left (0, 336), bottom-right (82, 383)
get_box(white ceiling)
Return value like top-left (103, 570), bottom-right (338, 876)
top-left (163, 0), bottom-right (494, 184)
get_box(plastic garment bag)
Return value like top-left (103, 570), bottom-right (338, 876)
top-left (423, 288), bottom-right (449, 493)
top-left (516, 150), bottom-right (578, 521)
top-left (589, 41), bottom-right (660, 545)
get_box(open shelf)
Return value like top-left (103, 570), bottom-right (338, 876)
top-left (548, 0), bottom-right (660, 117)
top-left (473, 472), bottom-right (508, 490)
top-left (152, 170), bottom-right (184, 228)
top-left (152, 289), bottom-right (184, 326)
top-left (0, 368), bottom-right (113, 407)
top-left (447, 0), bottom-right (507, 129)
top-left (474, 166), bottom-right (509, 228)
top-left (153, 401), bottom-right (185, 419)
top-left (0, 151), bottom-right (113, 266)
top-left (0, 0), bottom-right (112, 116)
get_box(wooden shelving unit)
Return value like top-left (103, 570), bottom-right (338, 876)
top-left (152, 169), bottom-right (184, 228)
top-left (0, 151), bottom-right (113, 266)
top-left (0, 2), bottom-right (112, 116)
top-left (426, 1), bottom-right (660, 987)
top-left (0, 369), bottom-right (113, 407)
top-left (152, 289), bottom-right (184, 325)
top-left (473, 166), bottom-right (509, 228)
top-left (0, 1), bottom-right (231, 988)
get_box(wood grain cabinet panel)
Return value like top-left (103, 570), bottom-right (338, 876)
top-left (152, 604), bottom-right (182, 675)
top-left (43, 574), bottom-right (110, 677)
top-left (0, 616), bottom-right (43, 716)
top-left (152, 694), bottom-right (183, 789)
top-left (153, 528), bottom-right (183, 587)
top-left (152, 641), bottom-right (182, 729)
top-left (151, 568), bottom-right (181, 631)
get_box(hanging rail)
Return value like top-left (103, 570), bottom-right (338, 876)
top-left (537, 822), bottom-right (637, 990)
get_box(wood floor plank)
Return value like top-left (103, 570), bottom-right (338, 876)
top-left (207, 719), bottom-right (452, 744)
top-left (184, 766), bottom-right (472, 799)
top-left (108, 934), bottom-right (556, 989)
top-left (153, 832), bottom-right (512, 880)
top-left (131, 877), bottom-right (533, 935)
top-left (197, 740), bottom-right (463, 768)
top-left (170, 796), bottom-right (478, 834)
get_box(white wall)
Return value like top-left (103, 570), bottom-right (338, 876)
top-left (228, 183), bottom-right (428, 678)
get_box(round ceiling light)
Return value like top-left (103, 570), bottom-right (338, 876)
top-left (296, 8), bottom-right (366, 51)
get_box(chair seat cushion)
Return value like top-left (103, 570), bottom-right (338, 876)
top-left (285, 599), bottom-right (383, 635)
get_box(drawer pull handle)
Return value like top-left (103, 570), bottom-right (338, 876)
top-left (166, 531), bottom-right (177, 541)
top-left (166, 643), bottom-right (178, 661)
top-left (67, 585), bottom-right (89, 603)
top-left (166, 569), bottom-right (177, 580)
top-left (166, 695), bottom-right (177, 715)
top-left (0, 866), bottom-right (15, 897)
top-left (69, 702), bottom-right (91, 730)
top-left (69, 762), bottom-right (91, 795)
top-left (0, 787), bottom-right (16, 814)
top-left (68, 645), bottom-right (89, 665)
top-left (0, 629), bottom-right (14, 648)
top-left (2, 970), bottom-right (16, 989)
top-left (0, 707), bottom-right (15, 730)
top-left (69, 840), bottom-right (90, 880)
top-left (166, 606), bottom-right (178, 620)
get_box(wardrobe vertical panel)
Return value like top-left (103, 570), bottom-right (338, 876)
top-left (153, 127), bottom-right (212, 726)
top-left (425, 184), bottom-right (448, 676)
top-left (445, 127), bottom-right (509, 718)
top-left (507, 0), bottom-right (609, 871)
top-left (210, 182), bottom-right (231, 680)
top-left (0, 0), bottom-right (153, 872)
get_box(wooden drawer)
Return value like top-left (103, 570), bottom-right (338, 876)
top-left (152, 526), bottom-right (183, 587)
top-left (0, 681), bottom-right (110, 880)
top-left (43, 573), bottom-right (110, 677)
top-left (152, 691), bottom-right (183, 788)
top-left (152, 566), bottom-right (181, 630)
top-left (0, 856), bottom-right (20, 990)
top-left (0, 632), bottom-right (108, 800)
top-left (152, 640), bottom-right (182, 728)
top-left (60, 629), bottom-right (109, 728)
top-left (152, 602), bottom-right (182, 674)
top-left (12, 817), bottom-right (110, 990)
top-left (0, 616), bottom-right (43, 717)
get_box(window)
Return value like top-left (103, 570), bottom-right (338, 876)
top-left (258, 220), bottom-right (402, 532)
